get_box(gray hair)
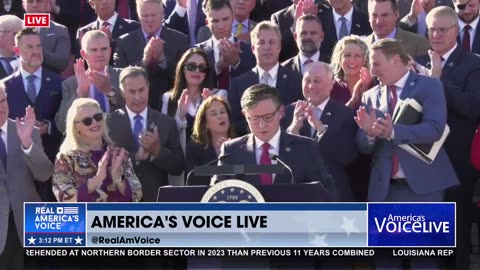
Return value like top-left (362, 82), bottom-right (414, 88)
top-left (81, 30), bottom-right (109, 50)
top-left (119, 66), bottom-right (149, 92)
top-left (0, 15), bottom-right (23, 32)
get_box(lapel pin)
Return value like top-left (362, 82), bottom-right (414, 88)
top-left (285, 147), bottom-right (291, 152)
top-left (283, 74), bottom-right (287, 79)
top-left (355, 24), bottom-right (360, 28)
top-left (46, 77), bottom-right (51, 82)
top-left (326, 112), bottom-right (331, 116)
top-left (150, 123), bottom-right (156, 130)
top-left (119, 25), bottom-right (123, 29)
top-left (409, 82), bottom-right (414, 86)
top-left (448, 62), bottom-right (454, 67)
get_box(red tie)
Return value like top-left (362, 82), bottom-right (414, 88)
top-left (218, 67), bottom-right (230, 89)
top-left (259, 143), bottom-right (272, 185)
top-left (117, 0), bottom-right (130, 19)
top-left (80, 0), bottom-right (87, 26)
top-left (463, 25), bottom-right (471, 53)
top-left (388, 85), bottom-right (399, 177)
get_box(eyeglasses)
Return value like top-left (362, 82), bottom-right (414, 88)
top-left (246, 106), bottom-right (280, 124)
top-left (185, 62), bottom-right (208, 73)
top-left (456, 0), bottom-right (471, 10)
top-left (427, 25), bottom-right (457, 35)
top-left (75, 113), bottom-right (104, 126)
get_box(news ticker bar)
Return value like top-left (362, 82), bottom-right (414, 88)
top-left (24, 203), bottom-right (455, 248)
top-left (24, 248), bottom-right (456, 258)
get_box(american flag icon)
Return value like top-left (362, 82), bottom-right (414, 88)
top-left (58, 207), bottom-right (79, 215)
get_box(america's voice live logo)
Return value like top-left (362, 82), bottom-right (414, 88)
top-left (24, 13), bottom-right (50, 28)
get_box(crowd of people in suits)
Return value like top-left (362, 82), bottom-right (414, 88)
top-left (0, 0), bottom-right (480, 269)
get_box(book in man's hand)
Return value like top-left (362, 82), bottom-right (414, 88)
top-left (392, 98), bottom-right (450, 164)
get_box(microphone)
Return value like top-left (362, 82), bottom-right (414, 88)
top-left (185, 154), bottom-right (230, 186)
top-left (270, 154), bottom-right (294, 184)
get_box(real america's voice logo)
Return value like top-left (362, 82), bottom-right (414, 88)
top-left (367, 203), bottom-right (455, 247)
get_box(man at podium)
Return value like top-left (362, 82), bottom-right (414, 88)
top-left (216, 83), bottom-right (337, 198)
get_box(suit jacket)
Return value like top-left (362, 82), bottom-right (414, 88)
top-left (363, 27), bottom-right (430, 58)
top-left (54, 66), bottom-right (124, 134)
top-left (250, 0), bottom-right (292, 22)
top-left (195, 37), bottom-right (257, 89)
top-left (228, 65), bottom-right (304, 136)
top-left (271, 4), bottom-right (297, 62)
top-left (39, 21), bottom-right (71, 74)
top-left (356, 71), bottom-right (459, 201)
top-left (416, 46), bottom-right (480, 184)
top-left (0, 120), bottom-right (52, 253)
top-left (283, 99), bottom-right (358, 201)
top-left (107, 107), bottom-right (185, 202)
top-left (218, 131), bottom-right (337, 199)
top-left (0, 0), bottom-right (23, 18)
top-left (0, 64), bottom-right (9, 80)
top-left (3, 69), bottom-right (63, 162)
top-left (185, 140), bottom-right (218, 185)
top-left (195, 20), bottom-right (258, 44)
top-left (319, 7), bottom-right (372, 62)
top-left (76, 16), bottom-right (141, 61)
top-left (164, 0), bottom-right (206, 42)
top-left (281, 52), bottom-right (331, 75)
top-left (456, 26), bottom-right (480, 55)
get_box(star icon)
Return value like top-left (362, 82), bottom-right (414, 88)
top-left (310, 234), bottom-right (328, 247)
top-left (74, 236), bottom-right (83, 245)
top-left (28, 236), bottom-right (36, 245)
top-left (340, 216), bottom-right (359, 237)
top-left (230, 188), bottom-right (235, 192)
top-left (221, 190), bottom-right (225, 194)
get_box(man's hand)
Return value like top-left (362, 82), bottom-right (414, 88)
top-left (86, 66), bottom-right (112, 94)
top-left (16, 106), bottom-right (36, 149)
top-left (35, 121), bottom-right (48, 135)
top-left (354, 106), bottom-right (377, 137)
top-left (428, 50), bottom-right (443, 78)
top-left (302, 0), bottom-right (318, 15)
top-left (372, 113), bottom-right (394, 139)
top-left (288, 101), bottom-right (308, 134)
top-left (219, 39), bottom-right (240, 66)
top-left (74, 58), bottom-right (90, 97)
top-left (409, 0), bottom-right (424, 19)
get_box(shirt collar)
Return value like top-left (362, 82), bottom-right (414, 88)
top-left (19, 66), bottom-right (42, 81)
top-left (142, 27), bottom-right (162, 40)
top-left (390, 70), bottom-right (410, 89)
top-left (317, 97), bottom-right (330, 111)
top-left (233, 18), bottom-right (249, 28)
top-left (442, 43), bottom-right (457, 63)
top-left (374, 27), bottom-right (397, 41)
top-left (299, 51), bottom-right (320, 65)
top-left (332, 6), bottom-right (353, 24)
top-left (254, 128), bottom-right (281, 150)
top-left (257, 63), bottom-right (280, 80)
top-left (212, 34), bottom-right (235, 48)
top-left (459, 15), bottom-right (480, 32)
top-left (125, 106), bottom-right (148, 124)
top-left (0, 119), bottom-right (7, 134)
top-left (98, 12), bottom-right (118, 28)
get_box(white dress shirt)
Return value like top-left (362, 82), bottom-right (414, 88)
top-left (125, 106), bottom-right (148, 134)
top-left (332, 7), bottom-right (353, 38)
top-left (98, 12), bottom-right (118, 32)
top-left (257, 63), bottom-right (280, 87)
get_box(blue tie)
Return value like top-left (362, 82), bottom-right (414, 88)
top-left (0, 130), bottom-right (6, 170)
top-left (311, 107), bottom-right (323, 137)
top-left (93, 86), bottom-right (106, 112)
top-left (133, 115), bottom-right (143, 148)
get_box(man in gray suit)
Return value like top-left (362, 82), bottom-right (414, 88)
top-left (364, 0), bottom-right (430, 58)
top-left (0, 84), bottom-right (53, 269)
top-left (22, 0), bottom-right (71, 74)
top-left (55, 30), bottom-right (124, 134)
top-left (196, 0), bottom-right (257, 43)
top-left (107, 66), bottom-right (184, 202)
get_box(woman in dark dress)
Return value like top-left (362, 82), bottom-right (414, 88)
top-left (185, 96), bottom-right (235, 185)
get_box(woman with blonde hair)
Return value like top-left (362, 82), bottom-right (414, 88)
top-left (53, 98), bottom-right (142, 202)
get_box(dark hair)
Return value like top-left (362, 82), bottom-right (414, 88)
top-left (370, 38), bottom-right (410, 65)
top-left (119, 66), bottom-right (149, 91)
top-left (205, 0), bottom-right (233, 15)
top-left (166, 48), bottom-right (212, 117)
top-left (240, 84), bottom-right (283, 110)
top-left (191, 96), bottom-right (235, 147)
top-left (368, 0), bottom-right (398, 12)
top-left (296, 14), bottom-right (323, 29)
top-left (15, 27), bottom-right (38, 45)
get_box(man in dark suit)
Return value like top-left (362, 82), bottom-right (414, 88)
top-left (107, 66), bottom-right (184, 202)
top-left (2, 28), bottom-right (63, 202)
top-left (195, 0), bottom-right (256, 91)
top-left (164, 0), bottom-right (206, 45)
top-left (285, 62), bottom-right (357, 201)
top-left (229, 21), bottom-right (303, 136)
top-left (218, 83), bottom-right (336, 197)
top-left (22, 0), bottom-right (71, 74)
top-left (0, 88), bottom-right (53, 270)
top-left (114, 0), bottom-right (189, 111)
top-left (55, 30), bottom-right (125, 134)
top-left (250, 0), bottom-right (292, 22)
top-left (0, 15), bottom-right (22, 80)
top-left (76, 0), bottom-right (140, 63)
top-left (320, 0), bottom-right (371, 62)
top-left (415, 6), bottom-right (480, 269)
top-left (454, 0), bottom-right (480, 54)
top-left (0, 0), bottom-right (24, 18)
top-left (282, 14), bottom-right (329, 75)
top-left (357, 38), bottom-right (459, 269)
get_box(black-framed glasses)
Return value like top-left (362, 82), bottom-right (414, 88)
top-left (427, 25), bottom-right (457, 35)
top-left (456, 0), bottom-right (471, 10)
top-left (185, 62), bottom-right (208, 73)
top-left (75, 113), bottom-right (104, 126)
top-left (246, 106), bottom-right (280, 124)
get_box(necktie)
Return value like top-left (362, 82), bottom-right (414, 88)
top-left (102, 21), bottom-right (110, 29)
top-left (261, 72), bottom-right (271, 85)
top-left (388, 85), bottom-right (399, 177)
top-left (188, 0), bottom-right (198, 46)
top-left (93, 85), bottom-right (107, 112)
top-left (133, 114), bottom-right (143, 148)
top-left (117, 0), bottom-right (130, 19)
top-left (338, 17), bottom-right (348, 40)
top-left (463, 25), bottom-right (471, 53)
top-left (218, 67), bottom-right (230, 89)
top-left (26, 74), bottom-right (37, 103)
top-left (235, 23), bottom-right (244, 36)
top-left (311, 107), bottom-right (322, 137)
top-left (303, 58), bottom-right (314, 74)
top-left (259, 143), bottom-right (272, 185)
top-left (0, 57), bottom-right (15, 75)
top-left (0, 130), bottom-right (6, 171)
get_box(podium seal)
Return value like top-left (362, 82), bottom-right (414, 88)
top-left (201, 180), bottom-right (265, 202)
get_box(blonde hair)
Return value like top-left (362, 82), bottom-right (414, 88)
top-left (250, 21), bottom-right (282, 45)
top-left (0, 15), bottom-right (23, 32)
top-left (58, 98), bottom-right (113, 155)
top-left (426, 6), bottom-right (459, 27)
top-left (330, 35), bottom-right (370, 80)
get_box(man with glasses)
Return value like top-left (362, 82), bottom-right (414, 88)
top-left (416, 6), bottom-right (480, 269)
top-left (453, 0), bottom-right (480, 53)
top-left (0, 15), bottom-right (22, 79)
